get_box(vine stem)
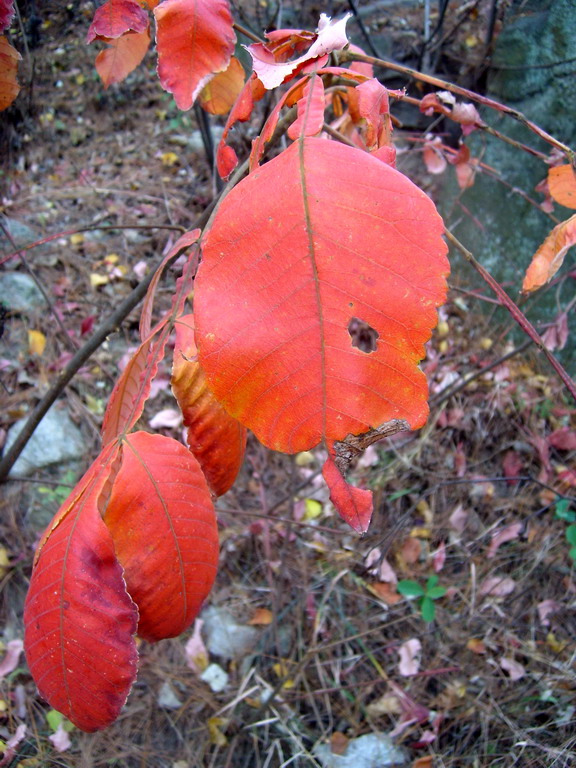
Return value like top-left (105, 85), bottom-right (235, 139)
top-left (339, 50), bottom-right (575, 160)
top-left (444, 229), bottom-right (576, 404)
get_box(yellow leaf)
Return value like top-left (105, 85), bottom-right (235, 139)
top-left (104, 253), bottom-right (120, 264)
top-left (295, 451), bottom-right (315, 466)
top-left (28, 330), bottom-right (46, 356)
top-left (90, 273), bottom-right (109, 288)
top-left (161, 152), bottom-right (179, 167)
top-left (436, 320), bottom-right (449, 338)
top-left (409, 526), bottom-right (431, 539)
top-left (522, 214), bottom-right (576, 293)
top-left (69, 233), bottom-right (84, 246)
top-left (0, 700), bottom-right (7, 714)
top-left (0, 546), bottom-right (9, 578)
top-left (304, 498), bottom-right (322, 520)
top-left (207, 717), bottom-right (228, 747)
top-left (546, 632), bottom-right (567, 654)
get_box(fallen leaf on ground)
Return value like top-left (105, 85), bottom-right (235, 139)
top-left (398, 638), bottom-right (422, 677)
top-left (479, 576), bottom-right (516, 597)
top-left (466, 638), bottom-right (486, 654)
top-left (49, 722), bottom-right (72, 752)
top-left (0, 639), bottom-right (23, 678)
top-left (185, 619), bottom-right (208, 673)
top-left (537, 600), bottom-right (561, 627)
top-left (370, 581), bottom-right (402, 605)
top-left (486, 522), bottom-right (523, 558)
top-left (500, 657), bottom-right (526, 681)
top-left (248, 608), bottom-right (273, 625)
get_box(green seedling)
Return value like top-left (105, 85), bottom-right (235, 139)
top-left (553, 498), bottom-right (576, 563)
top-left (397, 574), bottom-right (447, 622)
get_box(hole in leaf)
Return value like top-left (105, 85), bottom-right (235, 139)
top-left (348, 317), bottom-right (379, 353)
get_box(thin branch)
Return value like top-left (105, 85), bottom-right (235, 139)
top-left (0, 215), bottom-right (212, 483)
top-left (444, 229), bottom-right (576, 404)
top-left (339, 49), bottom-right (575, 160)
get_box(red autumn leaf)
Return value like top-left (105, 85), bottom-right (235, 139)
top-left (423, 137), bottom-right (447, 175)
top-left (216, 73), bottom-right (266, 178)
top-left (94, 27), bottom-right (150, 87)
top-left (0, 0), bottom-right (14, 33)
top-left (196, 137), bottom-right (448, 526)
top-left (199, 55), bottom-right (245, 115)
top-left (139, 229), bottom-right (201, 341)
top-left (86, 0), bottom-right (148, 43)
top-left (102, 245), bottom-right (198, 445)
top-left (322, 455), bottom-right (372, 532)
top-left (249, 77), bottom-right (306, 170)
top-left (24, 444), bottom-right (139, 732)
top-left (172, 314), bottom-right (246, 496)
top-left (549, 427), bottom-right (576, 451)
top-left (547, 164), bottom-right (576, 209)
top-left (154, 0), bottom-right (236, 111)
top-left (356, 78), bottom-right (394, 161)
top-left (103, 432), bottom-right (219, 641)
top-left (247, 13), bottom-right (350, 90)
top-left (0, 35), bottom-right (21, 111)
top-left (287, 74), bottom-right (325, 140)
top-left (522, 213), bottom-right (576, 293)
top-left (502, 449), bottom-right (524, 483)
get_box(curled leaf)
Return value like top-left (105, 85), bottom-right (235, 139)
top-left (86, 0), bottom-right (148, 42)
top-left (199, 55), bottom-right (245, 115)
top-left (522, 213), bottom-right (576, 293)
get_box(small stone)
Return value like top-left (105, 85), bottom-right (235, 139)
top-left (4, 404), bottom-right (87, 478)
top-left (0, 273), bottom-right (47, 313)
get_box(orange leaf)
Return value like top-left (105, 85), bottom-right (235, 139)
top-left (24, 444), bottom-right (139, 732)
top-left (94, 27), bottom-right (150, 87)
top-left (547, 164), bottom-right (576, 209)
top-left (102, 243), bottom-right (198, 445)
top-left (172, 314), bottom-right (246, 496)
top-left (154, 0), bottom-right (236, 111)
top-left (248, 608), bottom-right (274, 625)
top-left (86, 0), bottom-right (148, 42)
top-left (216, 73), bottom-right (266, 178)
top-left (287, 74), bottom-right (325, 140)
top-left (0, 35), bottom-right (21, 111)
top-left (196, 137), bottom-right (448, 453)
top-left (522, 213), bottom-right (576, 293)
top-left (104, 432), bottom-right (219, 641)
top-left (199, 55), bottom-right (245, 115)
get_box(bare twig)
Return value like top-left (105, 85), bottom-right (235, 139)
top-left (444, 229), bottom-right (576, 404)
top-left (339, 49), bottom-right (575, 160)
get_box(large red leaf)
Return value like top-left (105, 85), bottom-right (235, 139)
top-left (154, 0), bottom-right (236, 111)
top-left (0, 35), bottom-right (20, 111)
top-left (196, 137), bottom-right (448, 530)
top-left (86, 0), bottom-right (149, 43)
top-left (172, 314), bottom-right (246, 496)
top-left (103, 432), bottom-right (219, 641)
top-left (24, 444), bottom-right (139, 732)
top-left (94, 27), bottom-right (150, 87)
top-left (195, 137), bottom-right (448, 453)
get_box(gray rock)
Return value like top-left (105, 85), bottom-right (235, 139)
top-left (4, 404), bottom-right (87, 478)
top-left (201, 605), bottom-right (259, 661)
top-left (439, 0), bottom-right (576, 365)
top-left (0, 272), bottom-right (47, 313)
top-left (0, 217), bottom-right (39, 254)
top-left (315, 732), bottom-right (407, 768)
